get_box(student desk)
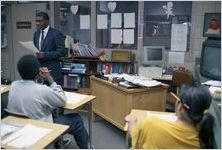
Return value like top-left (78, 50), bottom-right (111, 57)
top-left (63, 94), bottom-right (96, 148)
top-left (1, 85), bottom-right (10, 94)
top-left (1, 85), bottom-right (10, 118)
top-left (90, 76), bottom-right (168, 131)
top-left (1, 116), bottom-right (69, 149)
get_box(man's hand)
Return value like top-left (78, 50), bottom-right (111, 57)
top-left (39, 67), bottom-right (54, 84)
top-left (36, 52), bottom-right (44, 59)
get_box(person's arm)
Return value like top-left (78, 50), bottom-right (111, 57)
top-left (125, 114), bottom-right (138, 135)
top-left (37, 30), bottom-right (67, 60)
top-left (39, 67), bottom-right (67, 107)
top-left (125, 114), bottom-right (146, 148)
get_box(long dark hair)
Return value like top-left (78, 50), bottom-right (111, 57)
top-left (180, 85), bottom-right (214, 149)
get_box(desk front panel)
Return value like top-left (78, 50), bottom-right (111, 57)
top-left (91, 76), bottom-right (168, 130)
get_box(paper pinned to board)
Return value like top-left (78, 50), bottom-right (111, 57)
top-left (168, 51), bottom-right (185, 64)
top-left (123, 29), bottom-right (134, 44)
top-left (19, 41), bottom-right (39, 53)
top-left (111, 29), bottom-right (122, 44)
top-left (2, 124), bottom-right (52, 148)
top-left (111, 13), bottom-right (122, 28)
top-left (171, 24), bottom-right (188, 51)
top-left (124, 13), bottom-right (135, 28)
top-left (97, 14), bottom-right (108, 29)
top-left (64, 91), bottom-right (88, 104)
top-left (80, 15), bottom-right (90, 29)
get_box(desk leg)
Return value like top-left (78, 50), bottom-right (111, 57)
top-left (88, 101), bottom-right (93, 148)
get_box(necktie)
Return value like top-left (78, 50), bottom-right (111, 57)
top-left (41, 30), bottom-right (44, 50)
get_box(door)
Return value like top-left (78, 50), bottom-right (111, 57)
top-left (10, 3), bottom-right (46, 80)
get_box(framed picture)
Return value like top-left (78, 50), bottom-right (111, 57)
top-left (203, 13), bottom-right (221, 38)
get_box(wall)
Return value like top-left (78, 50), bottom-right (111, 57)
top-left (1, 1), bottom-right (221, 81)
top-left (1, 2), bottom-right (51, 80)
top-left (189, 1), bottom-right (221, 74)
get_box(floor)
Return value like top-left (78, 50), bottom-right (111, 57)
top-left (48, 112), bottom-right (127, 149)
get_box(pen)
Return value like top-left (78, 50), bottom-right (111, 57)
top-left (43, 70), bottom-right (51, 73)
top-left (41, 70), bottom-right (51, 73)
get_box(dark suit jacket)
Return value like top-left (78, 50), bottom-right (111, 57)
top-left (33, 27), bottom-right (67, 85)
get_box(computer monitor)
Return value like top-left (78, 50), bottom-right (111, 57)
top-left (200, 39), bottom-right (221, 81)
top-left (143, 46), bottom-right (164, 66)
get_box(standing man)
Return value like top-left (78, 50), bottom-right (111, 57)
top-left (34, 11), bottom-right (67, 85)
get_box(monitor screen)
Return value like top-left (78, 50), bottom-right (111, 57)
top-left (200, 40), bottom-right (221, 81)
top-left (143, 46), bottom-right (164, 66)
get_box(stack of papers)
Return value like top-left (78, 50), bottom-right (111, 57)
top-left (120, 74), bottom-right (161, 88)
top-left (1, 122), bottom-right (23, 139)
top-left (64, 91), bottom-right (88, 104)
top-left (1, 124), bottom-right (52, 148)
top-left (202, 80), bottom-right (221, 87)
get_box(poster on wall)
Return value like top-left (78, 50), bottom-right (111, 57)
top-left (203, 13), bottom-right (221, 38)
top-left (170, 24), bottom-right (188, 51)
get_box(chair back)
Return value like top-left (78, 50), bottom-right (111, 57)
top-left (172, 70), bottom-right (193, 94)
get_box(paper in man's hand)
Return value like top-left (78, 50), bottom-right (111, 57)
top-left (19, 41), bottom-right (39, 53)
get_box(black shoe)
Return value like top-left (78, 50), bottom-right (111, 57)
top-left (88, 144), bottom-right (95, 149)
top-left (54, 137), bottom-right (71, 148)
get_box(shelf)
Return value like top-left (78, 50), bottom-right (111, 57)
top-left (63, 87), bottom-right (79, 91)
top-left (98, 60), bottom-right (132, 63)
top-left (60, 56), bottom-right (99, 62)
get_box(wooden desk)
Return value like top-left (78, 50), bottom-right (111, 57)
top-left (63, 93), bottom-right (96, 148)
top-left (90, 76), bottom-right (168, 131)
top-left (1, 85), bottom-right (10, 94)
top-left (1, 85), bottom-right (10, 118)
top-left (1, 116), bottom-right (69, 149)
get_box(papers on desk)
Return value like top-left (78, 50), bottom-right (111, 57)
top-left (146, 112), bottom-right (177, 122)
top-left (104, 73), bottom-right (161, 88)
top-left (120, 74), bottom-right (161, 88)
top-left (202, 80), bottom-right (221, 87)
top-left (19, 41), bottom-right (39, 53)
top-left (64, 91), bottom-right (88, 104)
top-left (1, 122), bottom-right (23, 139)
top-left (2, 124), bottom-right (52, 148)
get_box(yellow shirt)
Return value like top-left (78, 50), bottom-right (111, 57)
top-left (131, 116), bottom-right (200, 149)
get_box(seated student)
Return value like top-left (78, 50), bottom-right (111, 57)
top-left (7, 55), bottom-right (89, 149)
top-left (125, 85), bottom-right (214, 149)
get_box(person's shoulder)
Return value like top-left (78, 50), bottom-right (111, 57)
top-left (49, 27), bottom-right (60, 33)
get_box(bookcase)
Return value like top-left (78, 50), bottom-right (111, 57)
top-left (60, 56), bottom-right (98, 94)
top-left (97, 60), bottom-right (134, 74)
top-left (60, 56), bottom-right (135, 94)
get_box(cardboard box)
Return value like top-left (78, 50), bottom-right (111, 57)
top-left (111, 51), bottom-right (131, 62)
